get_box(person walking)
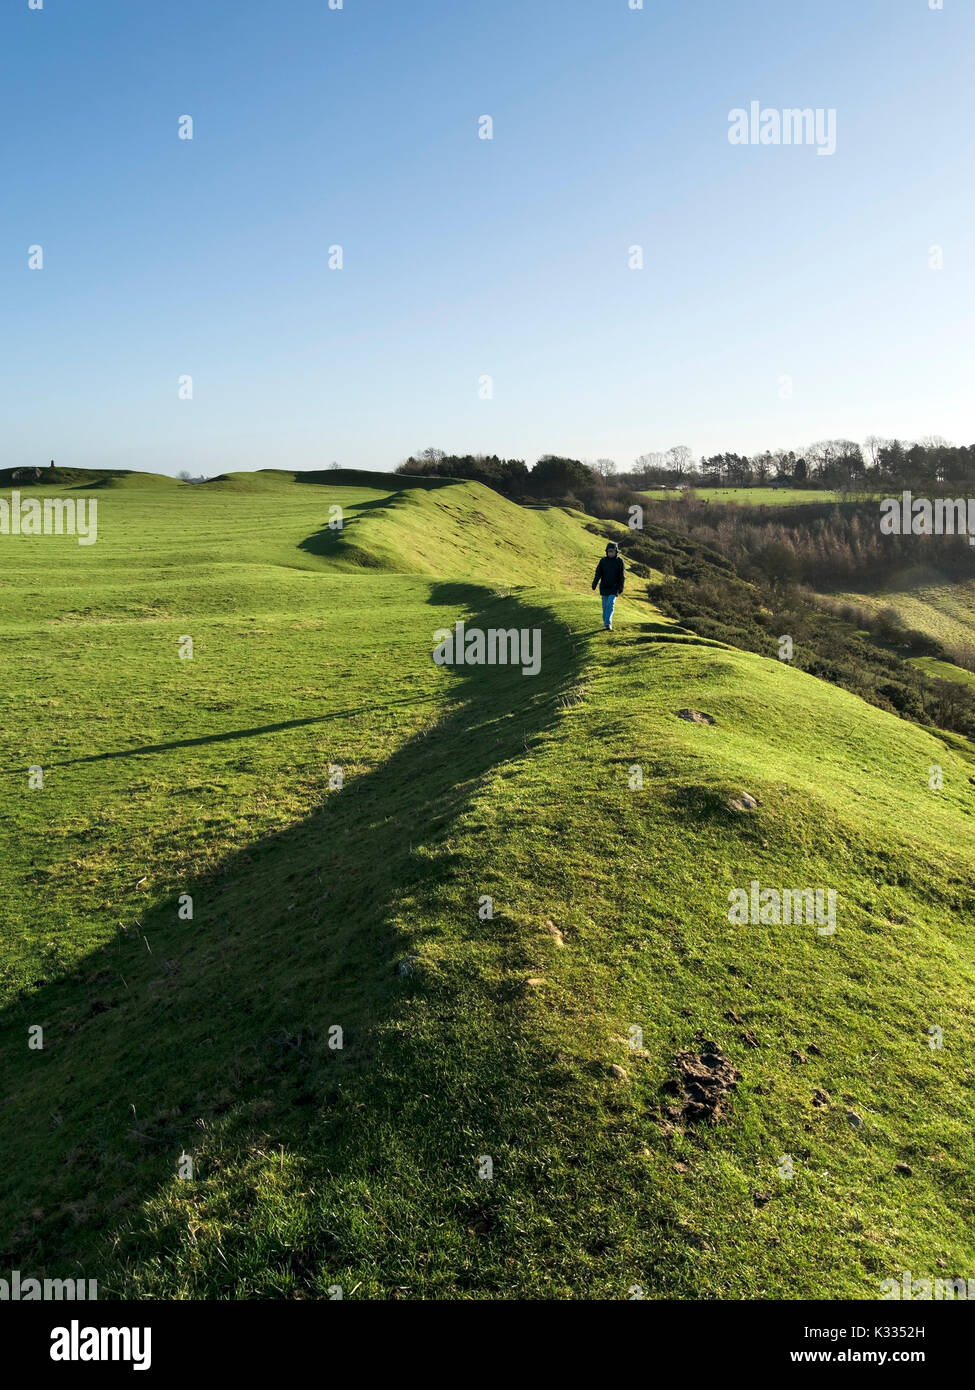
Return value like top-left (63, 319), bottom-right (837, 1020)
top-left (592, 541), bottom-right (624, 630)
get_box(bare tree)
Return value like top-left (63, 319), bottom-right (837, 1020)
top-left (751, 452), bottom-right (773, 484)
top-left (635, 451), bottom-right (668, 470)
top-left (666, 444), bottom-right (693, 479)
top-left (863, 435), bottom-right (887, 470)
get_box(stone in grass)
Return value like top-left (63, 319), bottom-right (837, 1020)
top-left (676, 708), bottom-right (716, 725)
top-left (727, 792), bottom-right (760, 813)
top-left (846, 1110), bottom-right (864, 1128)
top-left (396, 956), bottom-right (418, 978)
top-left (609, 1064), bottom-right (628, 1081)
top-left (894, 1162), bottom-right (913, 1177)
top-left (544, 919), bottom-right (566, 947)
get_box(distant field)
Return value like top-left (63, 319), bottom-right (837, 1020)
top-left (826, 574), bottom-right (975, 687)
top-left (643, 487), bottom-right (849, 506)
top-left (834, 577), bottom-right (975, 658)
top-left (911, 656), bottom-right (975, 688)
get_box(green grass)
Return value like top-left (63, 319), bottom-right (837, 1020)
top-left (643, 487), bottom-right (849, 505)
top-left (912, 657), bottom-right (975, 689)
top-left (835, 574), bottom-right (975, 659)
top-left (2, 472), bottom-right (973, 1299)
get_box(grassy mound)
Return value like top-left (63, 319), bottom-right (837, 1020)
top-left (0, 467), bottom-right (182, 489)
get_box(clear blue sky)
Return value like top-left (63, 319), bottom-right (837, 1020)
top-left (2, 0), bottom-right (973, 475)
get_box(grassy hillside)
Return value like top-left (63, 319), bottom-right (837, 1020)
top-left (913, 657), bottom-right (975, 690)
top-left (829, 570), bottom-right (975, 690)
top-left (835, 573), bottom-right (975, 658)
top-left (2, 473), bottom-right (973, 1299)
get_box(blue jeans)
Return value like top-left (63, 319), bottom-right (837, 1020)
top-left (601, 593), bottom-right (617, 628)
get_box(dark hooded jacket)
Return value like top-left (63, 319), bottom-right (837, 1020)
top-left (592, 553), bottom-right (625, 596)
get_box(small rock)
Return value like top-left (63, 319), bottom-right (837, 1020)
top-left (894, 1162), bottom-right (913, 1177)
top-left (673, 1161), bottom-right (688, 1172)
top-left (753, 1191), bottom-right (772, 1206)
top-left (676, 708), bottom-right (715, 725)
top-left (524, 977), bottom-right (546, 989)
top-left (807, 1043), bottom-right (822, 1056)
top-left (811, 1088), bottom-right (831, 1108)
top-left (728, 793), bottom-right (759, 812)
top-left (544, 920), bottom-right (565, 947)
top-left (790, 1050), bottom-right (807, 1064)
top-left (846, 1110), bottom-right (863, 1128)
top-left (609, 1064), bottom-right (628, 1081)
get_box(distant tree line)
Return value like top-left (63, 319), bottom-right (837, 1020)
top-left (396, 449), bottom-right (598, 501)
top-left (630, 437), bottom-right (975, 492)
top-left (399, 437), bottom-right (975, 500)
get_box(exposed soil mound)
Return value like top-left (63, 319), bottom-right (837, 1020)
top-left (663, 1044), bottom-right (741, 1125)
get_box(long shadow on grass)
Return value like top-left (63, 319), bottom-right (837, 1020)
top-left (3, 695), bottom-right (443, 772)
top-left (0, 583), bottom-right (590, 1297)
